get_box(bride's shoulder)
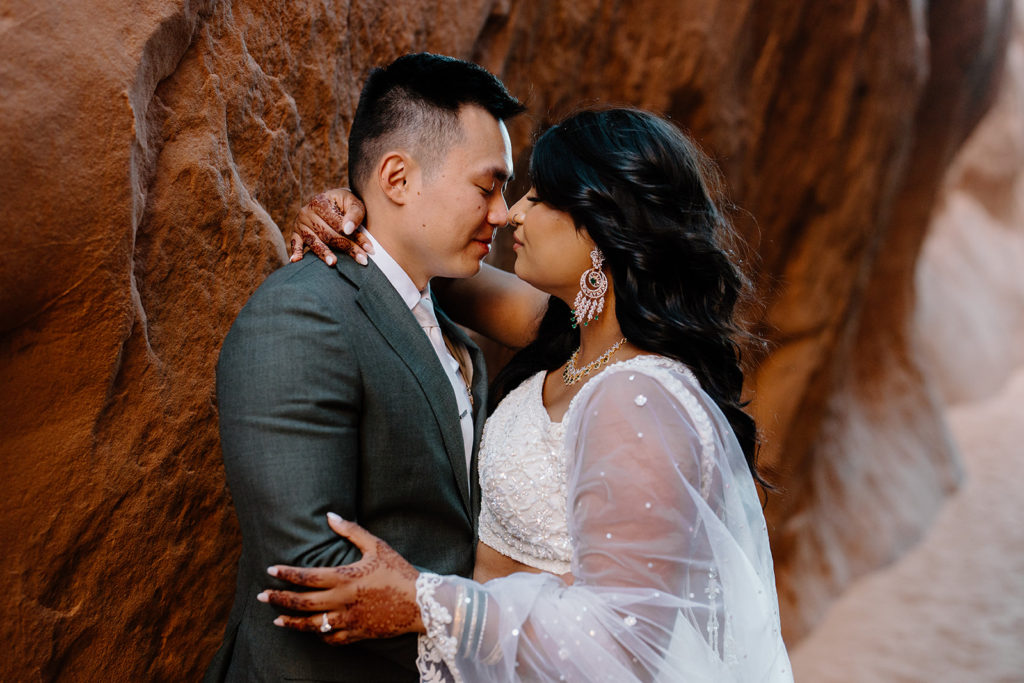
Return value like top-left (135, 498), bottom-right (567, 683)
top-left (564, 355), bottom-right (723, 489)
top-left (616, 354), bottom-right (701, 387)
top-left (564, 354), bottom-right (710, 425)
top-left (576, 354), bottom-right (700, 401)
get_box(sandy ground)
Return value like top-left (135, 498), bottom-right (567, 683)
top-left (790, 366), bottom-right (1024, 682)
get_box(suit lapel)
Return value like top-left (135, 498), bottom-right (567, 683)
top-left (347, 262), bottom-right (472, 515)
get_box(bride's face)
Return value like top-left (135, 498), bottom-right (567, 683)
top-left (507, 189), bottom-right (596, 302)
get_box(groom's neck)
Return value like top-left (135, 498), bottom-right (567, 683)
top-left (363, 221), bottom-right (432, 291)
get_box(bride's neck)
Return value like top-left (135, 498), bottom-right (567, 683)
top-left (575, 291), bottom-right (627, 365)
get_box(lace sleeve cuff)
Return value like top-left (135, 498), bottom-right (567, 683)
top-left (416, 573), bottom-right (461, 683)
top-left (416, 574), bottom-right (494, 682)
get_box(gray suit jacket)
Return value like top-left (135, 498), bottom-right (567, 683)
top-left (205, 252), bottom-right (487, 682)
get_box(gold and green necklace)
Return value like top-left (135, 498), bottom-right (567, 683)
top-left (562, 338), bottom-right (627, 386)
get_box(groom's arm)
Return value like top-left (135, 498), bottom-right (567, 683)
top-left (217, 267), bottom-right (364, 572)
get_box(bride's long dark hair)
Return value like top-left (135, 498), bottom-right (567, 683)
top-left (490, 108), bottom-right (765, 483)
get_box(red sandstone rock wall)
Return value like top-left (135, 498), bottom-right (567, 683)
top-left (758, 0), bottom-right (1015, 637)
top-left (918, 2), bottom-right (1024, 406)
top-left (0, 1), bottom-right (1012, 678)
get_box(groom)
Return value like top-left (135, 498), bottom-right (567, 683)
top-left (206, 53), bottom-right (523, 682)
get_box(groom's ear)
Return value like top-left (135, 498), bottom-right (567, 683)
top-left (376, 152), bottom-right (417, 205)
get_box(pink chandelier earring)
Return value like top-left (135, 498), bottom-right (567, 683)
top-left (571, 248), bottom-right (608, 328)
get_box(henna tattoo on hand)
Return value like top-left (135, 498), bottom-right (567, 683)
top-left (269, 522), bottom-right (421, 641)
top-left (330, 199), bottom-right (348, 223)
top-left (346, 586), bottom-right (420, 638)
top-left (310, 193), bottom-right (335, 224)
top-left (336, 539), bottom-right (418, 582)
top-left (267, 590), bottom-right (315, 611)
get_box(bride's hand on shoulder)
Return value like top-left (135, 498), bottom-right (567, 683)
top-left (258, 512), bottom-right (424, 645)
top-left (289, 188), bottom-right (373, 267)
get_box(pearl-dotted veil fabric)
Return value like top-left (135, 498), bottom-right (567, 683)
top-left (416, 355), bottom-right (793, 682)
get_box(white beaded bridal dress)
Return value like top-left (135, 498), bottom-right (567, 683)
top-left (415, 355), bottom-right (794, 682)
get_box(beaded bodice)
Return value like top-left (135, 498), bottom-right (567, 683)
top-left (477, 370), bottom-right (572, 574)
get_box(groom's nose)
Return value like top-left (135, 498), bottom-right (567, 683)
top-left (487, 192), bottom-right (509, 227)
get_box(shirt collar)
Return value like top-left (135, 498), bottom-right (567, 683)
top-left (363, 230), bottom-right (423, 311)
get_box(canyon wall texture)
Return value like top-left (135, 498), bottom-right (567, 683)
top-left (791, 10), bottom-right (1024, 674)
top-left (0, 0), bottom-right (1013, 679)
top-left (918, 1), bottom-right (1024, 406)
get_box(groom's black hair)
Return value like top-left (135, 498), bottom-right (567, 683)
top-left (347, 53), bottom-right (524, 196)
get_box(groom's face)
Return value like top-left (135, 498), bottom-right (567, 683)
top-left (411, 105), bottom-right (513, 280)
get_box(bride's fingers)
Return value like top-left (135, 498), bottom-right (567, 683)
top-left (309, 214), bottom-right (370, 265)
top-left (265, 562), bottom-right (342, 589)
top-left (302, 214), bottom-right (370, 266)
top-left (351, 228), bottom-right (374, 256)
top-left (273, 610), bottom-right (345, 633)
top-left (333, 190), bottom-right (366, 235)
top-left (322, 628), bottom-right (361, 646)
top-left (318, 187), bottom-right (366, 237)
top-left (310, 193), bottom-right (346, 233)
top-left (289, 230), bottom-right (304, 262)
top-left (304, 227), bottom-right (336, 267)
top-left (258, 586), bottom-right (337, 612)
top-left (306, 213), bottom-right (348, 250)
top-left (326, 513), bottom-right (378, 559)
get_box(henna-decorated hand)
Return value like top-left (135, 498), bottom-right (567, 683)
top-left (257, 513), bottom-right (424, 646)
top-left (290, 188), bottom-right (373, 267)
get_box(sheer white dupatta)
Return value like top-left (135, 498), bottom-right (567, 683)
top-left (416, 356), bottom-right (793, 682)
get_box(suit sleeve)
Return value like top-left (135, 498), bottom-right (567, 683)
top-left (216, 273), bottom-right (363, 570)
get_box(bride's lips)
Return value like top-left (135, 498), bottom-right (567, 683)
top-left (511, 232), bottom-right (523, 251)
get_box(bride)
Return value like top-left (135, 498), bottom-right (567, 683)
top-left (262, 108), bottom-right (793, 682)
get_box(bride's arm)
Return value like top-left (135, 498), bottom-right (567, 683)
top-left (411, 370), bottom-right (789, 682)
top-left (411, 372), bottom-right (712, 681)
top-left (432, 265), bottom-right (547, 350)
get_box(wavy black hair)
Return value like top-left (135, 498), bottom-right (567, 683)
top-left (490, 108), bottom-right (766, 484)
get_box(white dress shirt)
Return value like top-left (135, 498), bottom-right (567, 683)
top-left (363, 231), bottom-right (475, 473)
